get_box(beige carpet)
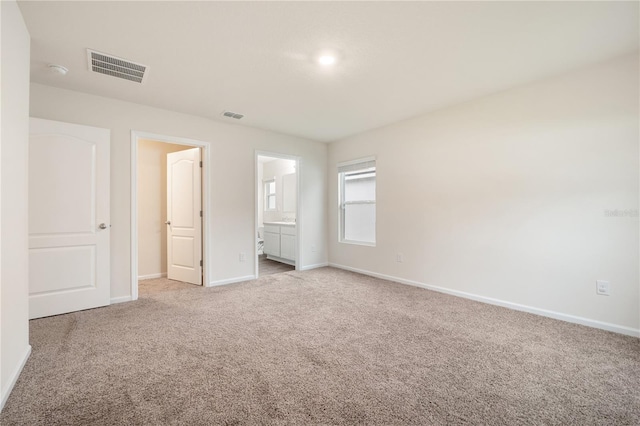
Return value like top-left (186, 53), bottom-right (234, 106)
top-left (2, 268), bottom-right (639, 425)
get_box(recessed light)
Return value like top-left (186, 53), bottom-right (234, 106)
top-left (48, 64), bottom-right (68, 75)
top-left (315, 49), bottom-right (341, 67)
top-left (318, 55), bottom-right (337, 66)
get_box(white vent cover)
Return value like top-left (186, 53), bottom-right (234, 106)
top-left (87, 49), bottom-right (148, 83)
top-left (222, 111), bottom-right (244, 120)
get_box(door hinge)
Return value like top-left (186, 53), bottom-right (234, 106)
top-left (199, 161), bottom-right (203, 168)
top-left (200, 260), bottom-right (203, 267)
top-left (200, 210), bottom-right (203, 217)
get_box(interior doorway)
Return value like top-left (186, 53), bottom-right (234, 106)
top-left (255, 152), bottom-right (300, 277)
top-left (131, 131), bottom-right (211, 301)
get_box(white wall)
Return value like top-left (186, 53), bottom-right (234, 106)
top-left (262, 158), bottom-right (296, 224)
top-left (328, 53), bottom-right (640, 334)
top-left (0, 0), bottom-right (31, 409)
top-left (30, 83), bottom-right (328, 295)
top-left (137, 139), bottom-right (191, 279)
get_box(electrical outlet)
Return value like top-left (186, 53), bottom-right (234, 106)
top-left (596, 280), bottom-right (610, 296)
top-left (396, 253), bottom-right (404, 263)
top-left (311, 245), bottom-right (316, 253)
top-left (239, 252), bottom-right (246, 262)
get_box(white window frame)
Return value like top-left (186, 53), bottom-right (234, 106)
top-left (264, 178), bottom-right (276, 211)
top-left (338, 157), bottom-right (376, 246)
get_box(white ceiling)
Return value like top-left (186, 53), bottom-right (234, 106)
top-left (18, 1), bottom-right (639, 142)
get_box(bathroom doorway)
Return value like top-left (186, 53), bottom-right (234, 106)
top-left (255, 153), bottom-right (300, 277)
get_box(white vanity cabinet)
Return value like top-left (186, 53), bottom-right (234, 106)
top-left (280, 226), bottom-right (296, 260)
top-left (263, 223), bottom-right (296, 265)
top-left (263, 228), bottom-right (280, 257)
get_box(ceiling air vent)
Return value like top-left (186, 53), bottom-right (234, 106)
top-left (87, 49), bottom-right (148, 83)
top-left (222, 111), bottom-right (244, 120)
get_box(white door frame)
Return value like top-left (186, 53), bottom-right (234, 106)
top-left (255, 151), bottom-right (302, 277)
top-left (131, 131), bottom-right (211, 300)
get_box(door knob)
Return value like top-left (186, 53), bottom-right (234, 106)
top-left (165, 221), bottom-right (171, 225)
top-left (99, 223), bottom-right (108, 230)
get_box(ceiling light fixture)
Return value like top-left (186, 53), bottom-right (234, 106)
top-left (315, 48), bottom-right (341, 67)
top-left (48, 64), bottom-right (69, 75)
top-left (318, 54), bottom-right (337, 66)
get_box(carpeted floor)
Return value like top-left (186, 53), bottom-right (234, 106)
top-left (2, 268), bottom-right (639, 425)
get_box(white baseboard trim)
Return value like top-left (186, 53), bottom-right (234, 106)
top-left (329, 263), bottom-right (640, 338)
top-left (1, 345), bottom-right (32, 411)
top-left (110, 295), bottom-right (133, 305)
top-left (138, 273), bottom-right (167, 281)
top-left (208, 275), bottom-right (256, 287)
top-left (299, 262), bottom-right (329, 271)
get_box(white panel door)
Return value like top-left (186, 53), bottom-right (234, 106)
top-left (167, 148), bottom-right (202, 285)
top-left (29, 118), bottom-right (110, 319)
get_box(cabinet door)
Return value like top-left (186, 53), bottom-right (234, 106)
top-left (280, 234), bottom-right (296, 261)
top-left (264, 232), bottom-right (280, 257)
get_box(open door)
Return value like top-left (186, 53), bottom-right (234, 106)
top-left (166, 147), bottom-right (202, 285)
top-left (28, 118), bottom-right (110, 319)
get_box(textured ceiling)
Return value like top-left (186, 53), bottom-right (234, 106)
top-left (18, 1), bottom-right (639, 142)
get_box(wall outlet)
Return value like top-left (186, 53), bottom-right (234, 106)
top-left (239, 252), bottom-right (246, 262)
top-left (396, 253), bottom-right (404, 263)
top-left (596, 280), bottom-right (610, 296)
top-left (311, 245), bottom-right (316, 253)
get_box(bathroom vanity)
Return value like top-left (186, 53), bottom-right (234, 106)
top-left (263, 222), bottom-right (296, 266)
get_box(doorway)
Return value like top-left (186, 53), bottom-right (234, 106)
top-left (255, 152), bottom-right (300, 277)
top-left (131, 131), bottom-right (211, 300)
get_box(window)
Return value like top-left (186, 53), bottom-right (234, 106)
top-left (264, 179), bottom-right (276, 211)
top-left (338, 158), bottom-right (376, 245)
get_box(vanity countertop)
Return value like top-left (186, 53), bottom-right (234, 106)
top-left (264, 221), bottom-right (296, 226)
